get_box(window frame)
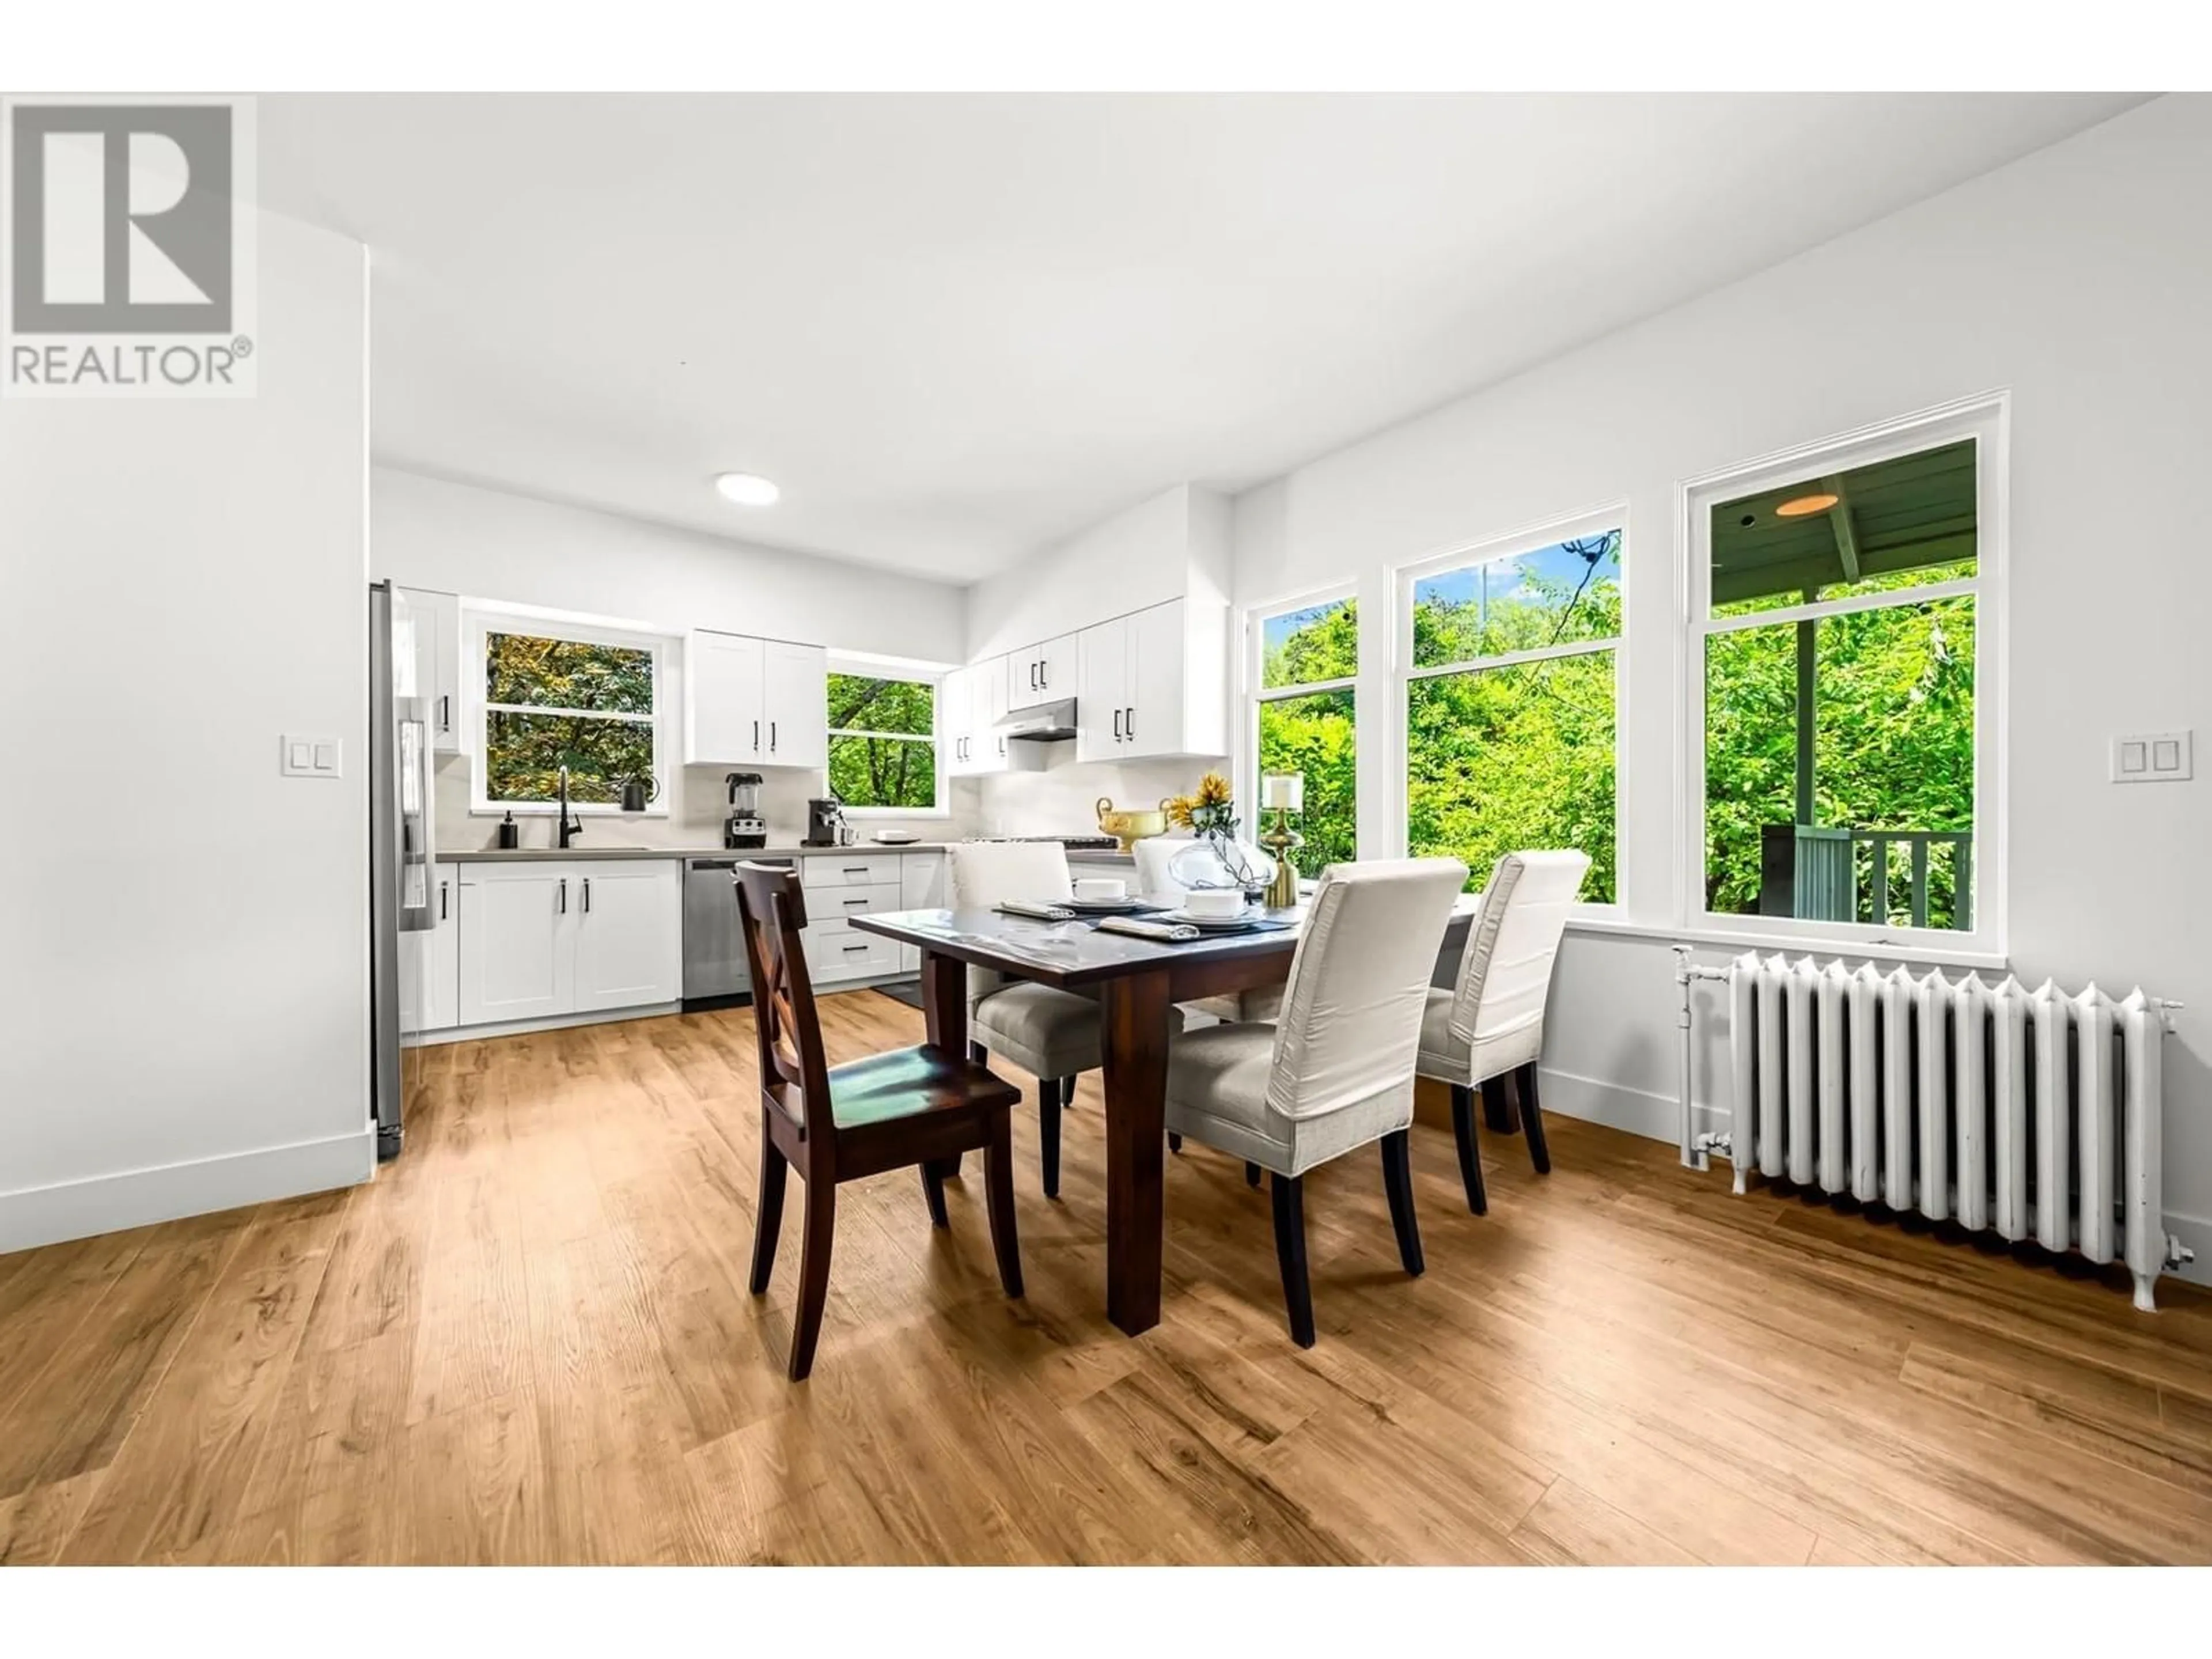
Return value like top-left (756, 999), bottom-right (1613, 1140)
top-left (1679, 392), bottom-right (2007, 958)
top-left (1242, 585), bottom-right (1362, 876)
top-left (467, 608), bottom-right (671, 817)
top-left (824, 657), bottom-right (949, 819)
top-left (1390, 503), bottom-right (1630, 910)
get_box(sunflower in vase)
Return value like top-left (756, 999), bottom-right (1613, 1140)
top-left (1164, 771), bottom-right (1268, 895)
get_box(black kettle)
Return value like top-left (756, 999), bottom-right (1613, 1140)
top-left (618, 775), bottom-right (660, 813)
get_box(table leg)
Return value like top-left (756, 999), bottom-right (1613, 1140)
top-left (1101, 968), bottom-right (1172, 1336)
top-left (921, 949), bottom-right (968, 1179)
top-left (920, 948), bottom-right (967, 1053)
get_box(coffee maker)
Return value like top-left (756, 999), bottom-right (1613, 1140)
top-left (803, 794), bottom-right (848, 847)
top-left (723, 772), bottom-right (766, 849)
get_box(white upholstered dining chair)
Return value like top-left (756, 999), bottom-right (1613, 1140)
top-left (1415, 850), bottom-right (1589, 1215)
top-left (1132, 835), bottom-right (1285, 1026)
top-left (945, 842), bottom-right (1180, 1198)
top-left (1162, 856), bottom-right (1468, 1346)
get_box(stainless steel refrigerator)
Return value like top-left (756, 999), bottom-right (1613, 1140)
top-left (369, 581), bottom-right (437, 1161)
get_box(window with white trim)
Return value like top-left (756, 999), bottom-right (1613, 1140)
top-left (827, 667), bottom-right (943, 812)
top-left (1397, 517), bottom-right (1623, 900)
top-left (1691, 402), bottom-right (1999, 952)
top-left (473, 615), bottom-right (668, 812)
top-left (1251, 593), bottom-right (1358, 877)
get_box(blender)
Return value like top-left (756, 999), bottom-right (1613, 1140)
top-left (723, 771), bottom-right (766, 849)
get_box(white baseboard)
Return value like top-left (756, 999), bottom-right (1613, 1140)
top-left (1541, 1066), bottom-right (2211, 1293)
top-left (1536, 1065), bottom-right (1733, 1147)
top-left (0, 1126), bottom-right (376, 1256)
top-left (407, 1001), bottom-right (684, 1046)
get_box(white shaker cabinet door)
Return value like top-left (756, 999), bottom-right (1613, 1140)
top-left (457, 863), bottom-right (574, 1025)
top-left (1122, 599), bottom-right (1187, 759)
top-left (571, 860), bottom-right (683, 1013)
top-left (1075, 615), bottom-right (1130, 764)
top-left (762, 640), bottom-right (827, 770)
top-left (685, 630), bottom-right (766, 764)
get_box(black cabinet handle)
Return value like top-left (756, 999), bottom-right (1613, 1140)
top-left (770, 721), bottom-right (777, 752)
top-left (1125, 705), bottom-right (1135, 743)
top-left (842, 944), bottom-right (868, 954)
top-left (753, 719), bottom-right (760, 752)
top-left (582, 877), bottom-right (591, 914)
top-left (843, 896), bottom-right (868, 906)
top-left (438, 880), bottom-right (448, 922)
top-left (437, 694), bottom-right (450, 732)
top-left (1040, 660), bottom-right (1048, 690)
top-left (557, 878), bottom-right (567, 915)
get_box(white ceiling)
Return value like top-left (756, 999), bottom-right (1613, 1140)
top-left (260, 93), bottom-right (2146, 585)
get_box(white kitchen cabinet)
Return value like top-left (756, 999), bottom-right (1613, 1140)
top-left (898, 851), bottom-right (945, 970)
top-left (398, 860), bottom-right (461, 1034)
top-left (684, 631), bottom-right (827, 769)
top-left (457, 863), bottom-right (573, 1025)
top-left (1075, 614), bottom-right (1131, 763)
top-left (457, 857), bottom-right (680, 1027)
top-left (762, 640), bottom-right (827, 770)
top-left (1076, 598), bottom-right (1226, 761)
top-left (395, 586), bottom-right (462, 753)
top-left (948, 656), bottom-right (1027, 776)
top-left (1006, 632), bottom-right (1075, 712)
top-left (571, 861), bottom-right (683, 1013)
top-left (684, 630), bottom-right (766, 764)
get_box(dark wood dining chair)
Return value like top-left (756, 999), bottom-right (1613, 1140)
top-left (733, 861), bottom-right (1026, 1381)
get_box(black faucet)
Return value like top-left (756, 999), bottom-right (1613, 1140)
top-left (557, 764), bottom-right (582, 849)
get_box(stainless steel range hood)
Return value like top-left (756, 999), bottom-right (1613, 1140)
top-left (995, 697), bottom-right (1078, 742)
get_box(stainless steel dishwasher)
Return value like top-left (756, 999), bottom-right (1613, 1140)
top-left (683, 855), bottom-right (793, 1010)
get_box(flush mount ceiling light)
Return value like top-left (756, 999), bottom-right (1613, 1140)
top-left (1774, 491), bottom-right (1839, 518)
top-left (714, 472), bottom-right (781, 506)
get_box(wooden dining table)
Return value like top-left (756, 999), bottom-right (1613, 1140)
top-left (849, 897), bottom-right (1480, 1338)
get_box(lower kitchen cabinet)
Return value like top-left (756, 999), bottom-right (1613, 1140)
top-left (399, 861), bottom-right (461, 1033)
top-left (456, 858), bottom-right (680, 1027)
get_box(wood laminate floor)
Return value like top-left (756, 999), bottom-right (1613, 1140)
top-left (3, 994), bottom-right (2210, 1565)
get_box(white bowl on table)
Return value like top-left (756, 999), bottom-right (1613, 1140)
top-left (1073, 877), bottom-right (1128, 902)
top-left (1181, 888), bottom-right (1247, 920)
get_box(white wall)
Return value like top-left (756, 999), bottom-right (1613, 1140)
top-left (1230, 94), bottom-right (2212, 1277)
top-left (968, 482), bottom-right (1229, 660)
top-left (0, 211), bottom-right (372, 1252)
top-left (374, 467), bottom-right (966, 661)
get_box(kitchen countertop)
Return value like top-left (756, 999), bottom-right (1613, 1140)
top-left (445, 840), bottom-right (1138, 865)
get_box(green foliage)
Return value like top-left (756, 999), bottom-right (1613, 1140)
top-left (827, 673), bottom-right (937, 808)
top-left (1258, 691), bottom-right (1354, 877)
top-left (1704, 591), bottom-right (1975, 921)
top-left (483, 632), bottom-right (656, 804)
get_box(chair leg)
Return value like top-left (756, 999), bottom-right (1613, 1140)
top-left (1168, 1132), bottom-right (1183, 1153)
top-left (1269, 1171), bottom-right (1316, 1349)
top-left (1039, 1076), bottom-right (1063, 1200)
top-left (1380, 1128), bottom-right (1425, 1277)
top-left (1059, 1075), bottom-right (1077, 1108)
top-left (1517, 1062), bottom-right (1551, 1175)
top-left (1481, 1071), bottom-right (1518, 1134)
top-left (1245, 1161), bottom-right (1262, 1187)
top-left (1450, 1084), bottom-right (1488, 1216)
top-left (969, 1041), bottom-right (988, 1064)
top-left (748, 1118), bottom-right (789, 1294)
top-left (787, 1180), bottom-right (836, 1382)
top-left (984, 1114), bottom-right (1025, 1300)
top-left (919, 1161), bottom-right (950, 1228)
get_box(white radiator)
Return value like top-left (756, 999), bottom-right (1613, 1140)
top-left (1675, 950), bottom-right (2190, 1310)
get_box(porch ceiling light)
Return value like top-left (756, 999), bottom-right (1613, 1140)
top-left (1775, 492), bottom-right (1839, 518)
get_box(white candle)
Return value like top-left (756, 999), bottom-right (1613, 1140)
top-left (1262, 772), bottom-right (1304, 812)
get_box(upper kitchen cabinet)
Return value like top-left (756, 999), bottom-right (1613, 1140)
top-left (1006, 632), bottom-right (1075, 711)
top-left (684, 630), bottom-right (826, 768)
top-left (1077, 597), bottom-right (1227, 762)
top-left (395, 586), bottom-right (462, 752)
top-left (948, 656), bottom-right (1035, 776)
top-left (762, 640), bottom-right (827, 770)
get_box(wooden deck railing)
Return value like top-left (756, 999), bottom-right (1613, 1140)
top-left (1760, 824), bottom-right (1973, 931)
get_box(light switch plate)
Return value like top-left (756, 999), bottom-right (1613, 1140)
top-left (2111, 729), bottom-right (2192, 783)
top-left (282, 734), bottom-right (343, 778)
